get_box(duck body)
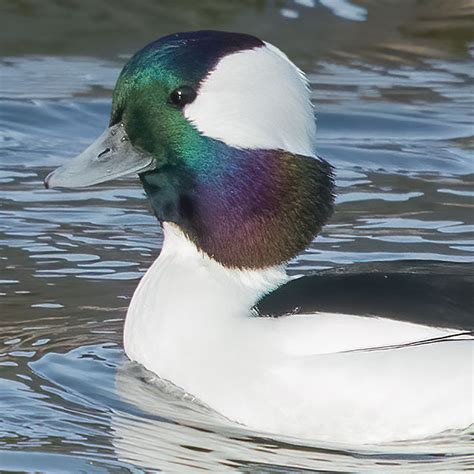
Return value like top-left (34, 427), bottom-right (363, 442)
top-left (125, 223), bottom-right (473, 444)
top-left (45, 30), bottom-right (474, 444)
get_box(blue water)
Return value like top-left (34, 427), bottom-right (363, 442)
top-left (1, 1), bottom-right (473, 471)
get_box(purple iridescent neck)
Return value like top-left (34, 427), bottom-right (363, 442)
top-left (141, 139), bottom-right (334, 269)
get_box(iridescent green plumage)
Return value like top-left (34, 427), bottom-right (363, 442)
top-left (109, 31), bottom-right (335, 268)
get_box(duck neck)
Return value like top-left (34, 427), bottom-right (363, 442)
top-left (123, 222), bottom-right (288, 372)
top-left (159, 222), bottom-right (287, 306)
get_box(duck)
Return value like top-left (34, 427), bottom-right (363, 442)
top-left (44, 30), bottom-right (474, 445)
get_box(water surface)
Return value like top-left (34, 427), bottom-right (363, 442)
top-left (1, 1), bottom-right (473, 471)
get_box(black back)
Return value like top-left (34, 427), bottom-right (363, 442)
top-left (255, 260), bottom-right (474, 331)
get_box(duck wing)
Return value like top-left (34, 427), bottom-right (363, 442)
top-left (255, 260), bottom-right (474, 331)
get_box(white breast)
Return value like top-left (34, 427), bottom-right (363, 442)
top-left (124, 224), bottom-right (474, 444)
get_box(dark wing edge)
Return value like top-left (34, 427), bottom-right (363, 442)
top-left (254, 260), bottom-right (474, 331)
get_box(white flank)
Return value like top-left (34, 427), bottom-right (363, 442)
top-left (184, 43), bottom-right (317, 156)
top-left (124, 224), bottom-right (474, 444)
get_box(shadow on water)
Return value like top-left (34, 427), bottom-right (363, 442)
top-left (1, 0), bottom-right (473, 471)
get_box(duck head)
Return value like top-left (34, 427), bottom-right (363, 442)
top-left (45, 31), bottom-right (334, 269)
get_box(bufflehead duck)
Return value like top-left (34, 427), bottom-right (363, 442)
top-left (45, 31), bottom-right (473, 444)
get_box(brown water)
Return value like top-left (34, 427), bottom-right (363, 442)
top-left (1, 1), bottom-right (473, 471)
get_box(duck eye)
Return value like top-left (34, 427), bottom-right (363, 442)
top-left (169, 86), bottom-right (197, 108)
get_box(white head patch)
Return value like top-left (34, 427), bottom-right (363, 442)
top-left (184, 43), bottom-right (316, 157)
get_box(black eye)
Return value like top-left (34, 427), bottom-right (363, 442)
top-left (169, 86), bottom-right (197, 108)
